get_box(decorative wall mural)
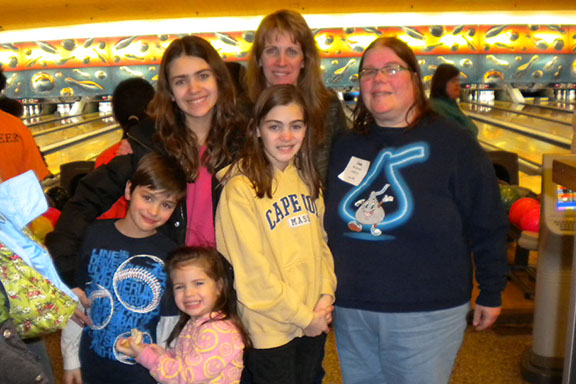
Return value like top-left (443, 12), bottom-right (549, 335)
top-left (1, 24), bottom-right (575, 99)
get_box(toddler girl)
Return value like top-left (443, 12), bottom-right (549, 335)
top-left (116, 246), bottom-right (248, 383)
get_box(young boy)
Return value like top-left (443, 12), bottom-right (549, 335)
top-left (61, 152), bottom-right (187, 384)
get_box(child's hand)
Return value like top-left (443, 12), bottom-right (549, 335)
top-left (72, 288), bottom-right (92, 308)
top-left (115, 336), bottom-right (146, 358)
top-left (63, 368), bottom-right (82, 384)
top-left (304, 309), bottom-right (330, 337)
top-left (116, 329), bottom-right (145, 357)
top-left (314, 295), bottom-right (334, 324)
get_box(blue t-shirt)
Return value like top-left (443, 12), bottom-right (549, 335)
top-left (77, 219), bottom-right (176, 364)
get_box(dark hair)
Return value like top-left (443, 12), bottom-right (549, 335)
top-left (430, 64), bottom-right (460, 99)
top-left (245, 9), bottom-right (333, 146)
top-left (112, 78), bottom-right (155, 132)
top-left (225, 84), bottom-right (321, 199)
top-left (165, 246), bottom-right (251, 348)
top-left (128, 152), bottom-right (187, 202)
top-left (225, 61), bottom-right (246, 95)
top-left (0, 66), bottom-right (6, 91)
top-left (0, 97), bottom-right (24, 117)
top-left (353, 37), bottom-right (433, 133)
top-left (148, 35), bottom-right (244, 181)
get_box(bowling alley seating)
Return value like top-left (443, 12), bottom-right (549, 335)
top-left (59, 160), bottom-right (95, 196)
top-left (486, 150), bottom-right (519, 185)
top-left (486, 149), bottom-right (537, 299)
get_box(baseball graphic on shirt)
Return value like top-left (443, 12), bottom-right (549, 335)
top-left (87, 283), bottom-right (114, 330)
top-left (113, 254), bottom-right (164, 313)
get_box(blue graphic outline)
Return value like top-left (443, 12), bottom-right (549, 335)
top-left (339, 143), bottom-right (428, 239)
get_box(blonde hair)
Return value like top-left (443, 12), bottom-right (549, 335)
top-left (245, 9), bottom-right (332, 145)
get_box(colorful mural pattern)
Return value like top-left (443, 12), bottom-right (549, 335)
top-left (1, 24), bottom-right (575, 98)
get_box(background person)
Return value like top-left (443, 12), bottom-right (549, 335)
top-left (0, 66), bottom-right (24, 118)
top-left (95, 77), bottom-right (156, 220)
top-left (429, 63), bottom-right (478, 137)
top-left (324, 37), bottom-right (508, 384)
top-left (0, 66), bottom-right (50, 182)
top-left (95, 77), bottom-right (155, 168)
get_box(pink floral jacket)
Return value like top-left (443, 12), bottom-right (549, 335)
top-left (136, 312), bottom-right (244, 383)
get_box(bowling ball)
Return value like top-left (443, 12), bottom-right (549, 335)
top-left (520, 205), bottom-right (540, 233)
top-left (29, 216), bottom-right (54, 244)
top-left (499, 184), bottom-right (523, 211)
top-left (509, 197), bottom-right (540, 227)
top-left (42, 207), bottom-right (61, 227)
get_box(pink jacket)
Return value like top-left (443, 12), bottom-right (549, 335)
top-left (136, 312), bottom-right (244, 383)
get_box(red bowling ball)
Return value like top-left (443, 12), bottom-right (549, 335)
top-left (519, 205), bottom-right (541, 233)
top-left (509, 197), bottom-right (540, 227)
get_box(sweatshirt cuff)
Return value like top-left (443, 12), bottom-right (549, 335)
top-left (135, 345), bottom-right (161, 370)
top-left (321, 279), bottom-right (335, 299)
top-left (475, 290), bottom-right (503, 308)
top-left (63, 353), bottom-right (81, 371)
top-left (291, 305), bottom-right (315, 330)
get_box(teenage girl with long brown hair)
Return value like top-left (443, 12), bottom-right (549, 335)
top-left (216, 84), bottom-right (336, 384)
top-left (46, 35), bottom-right (246, 286)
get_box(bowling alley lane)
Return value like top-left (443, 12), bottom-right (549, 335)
top-left (500, 101), bottom-right (574, 124)
top-left (43, 128), bottom-right (122, 175)
top-left (476, 119), bottom-right (569, 164)
top-left (34, 115), bottom-right (117, 149)
top-left (28, 112), bottom-right (112, 134)
top-left (524, 99), bottom-right (576, 112)
top-left (462, 102), bottom-right (573, 140)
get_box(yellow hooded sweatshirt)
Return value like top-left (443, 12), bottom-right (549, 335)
top-left (215, 163), bottom-right (336, 349)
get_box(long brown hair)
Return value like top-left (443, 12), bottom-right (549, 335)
top-left (245, 9), bottom-right (332, 146)
top-left (225, 84), bottom-right (321, 199)
top-left (148, 35), bottom-right (244, 182)
top-left (353, 37), bottom-right (433, 134)
top-left (165, 246), bottom-right (251, 348)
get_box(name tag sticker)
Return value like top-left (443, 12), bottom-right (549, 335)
top-left (338, 156), bottom-right (370, 186)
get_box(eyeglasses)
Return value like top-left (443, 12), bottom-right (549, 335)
top-left (359, 64), bottom-right (410, 80)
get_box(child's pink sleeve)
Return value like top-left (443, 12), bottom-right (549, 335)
top-left (140, 320), bottom-right (244, 384)
top-left (136, 345), bottom-right (164, 371)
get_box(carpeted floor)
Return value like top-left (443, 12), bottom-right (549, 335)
top-left (44, 319), bottom-right (532, 383)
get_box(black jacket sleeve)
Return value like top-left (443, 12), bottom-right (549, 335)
top-left (45, 119), bottom-right (157, 285)
top-left (45, 155), bottom-right (137, 285)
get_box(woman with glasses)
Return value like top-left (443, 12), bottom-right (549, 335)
top-left (429, 63), bottom-right (478, 138)
top-left (245, 9), bottom-right (347, 182)
top-left (324, 37), bottom-right (508, 383)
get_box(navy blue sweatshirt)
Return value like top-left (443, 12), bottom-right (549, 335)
top-left (324, 116), bottom-right (508, 313)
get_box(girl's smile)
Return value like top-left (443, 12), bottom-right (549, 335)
top-left (171, 264), bottom-right (223, 320)
top-left (258, 102), bottom-right (307, 171)
top-left (169, 56), bottom-right (218, 127)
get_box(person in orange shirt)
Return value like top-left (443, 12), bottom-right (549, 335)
top-left (0, 108), bottom-right (50, 181)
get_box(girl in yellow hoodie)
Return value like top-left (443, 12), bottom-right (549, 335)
top-left (215, 84), bottom-right (336, 384)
